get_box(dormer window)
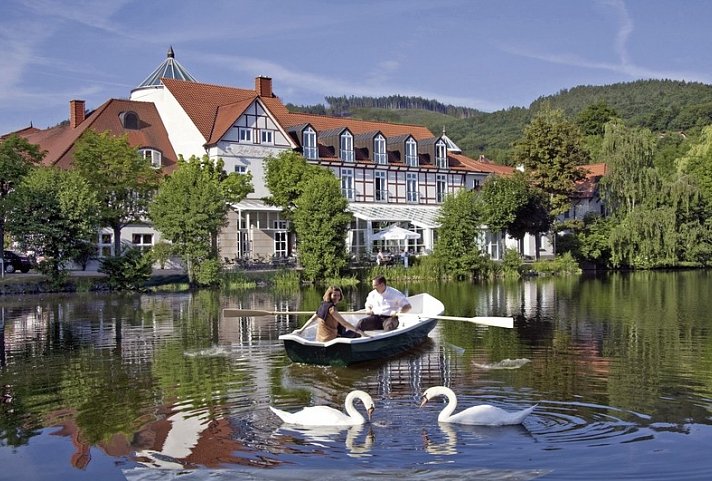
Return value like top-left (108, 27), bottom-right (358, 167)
top-left (435, 140), bottom-right (448, 169)
top-left (140, 148), bottom-right (162, 169)
top-left (405, 138), bottom-right (418, 167)
top-left (374, 134), bottom-right (386, 164)
top-left (303, 127), bottom-right (317, 159)
top-left (121, 111), bottom-right (139, 130)
top-left (340, 131), bottom-right (354, 162)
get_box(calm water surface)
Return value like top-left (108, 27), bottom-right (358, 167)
top-left (1, 271), bottom-right (712, 480)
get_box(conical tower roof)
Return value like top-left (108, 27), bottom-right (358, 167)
top-left (135, 46), bottom-right (197, 89)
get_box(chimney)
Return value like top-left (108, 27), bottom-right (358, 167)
top-left (70, 100), bottom-right (86, 128)
top-left (255, 76), bottom-right (272, 97)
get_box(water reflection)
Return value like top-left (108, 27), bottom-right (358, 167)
top-left (274, 424), bottom-right (375, 458)
top-left (3, 272), bottom-right (712, 480)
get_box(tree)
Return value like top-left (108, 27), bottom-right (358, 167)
top-left (263, 150), bottom-right (331, 218)
top-left (512, 106), bottom-right (589, 216)
top-left (73, 130), bottom-right (161, 256)
top-left (477, 172), bottom-right (551, 252)
top-left (599, 120), bottom-right (658, 215)
top-left (676, 125), bottom-right (712, 204)
top-left (148, 155), bottom-right (252, 286)
top-left (600, 121), bottom-right (712, 268)
top-left (7, 167), bottom-right (101, 283)
top-left (576, 101), bottom-right (619, 137)
top-left (291, 174), bottom-right (352, 282)
top-left (433, 189), bottom-right (487, 279)
top-left (0, 135), bottom-right (44, 258)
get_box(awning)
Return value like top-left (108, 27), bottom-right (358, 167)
top-left (348, 203), bottom-right (441, 229)
top-left (231, 198), bottom-right (282, 211)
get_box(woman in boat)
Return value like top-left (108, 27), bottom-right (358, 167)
top-left (315, 286), bottom-right (367, 342)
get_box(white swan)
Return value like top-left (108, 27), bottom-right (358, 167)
top-left (269, 390), bottom-right (375, 426)
top-left (420, 386), bottom-right (536, 426)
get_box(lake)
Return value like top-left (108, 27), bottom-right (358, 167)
top-left (1, 271), bottom-right (712, 480)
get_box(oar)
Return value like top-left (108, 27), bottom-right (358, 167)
top-left (420, 314), bottom-right (514, 329)
top-left (223, 308), bottom-right (363, 317)
top-left (223, 308), bottom-right (514, 328)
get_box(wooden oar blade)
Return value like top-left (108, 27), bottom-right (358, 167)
top-left (433, 314), bottom-right (514, 329)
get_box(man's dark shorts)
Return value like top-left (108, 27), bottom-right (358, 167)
top-left (356, 314), bottom-right (399, 332)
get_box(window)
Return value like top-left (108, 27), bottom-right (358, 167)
top-left (274, 231), bottom-right (288, 258)
top-left (273, 220), bottom-right (288, 257)
top-left (121, 111), bottom-right (139, 130)
top-left (132, 233), bottom-right (153, 253)
top-left (436, 174), bottom-right (447, 203)
top-left (98, 233), bottom-right (113, 257)
top-left (340, 131), bottom-right (354, 162)
top-left (435, 140), bottom-right (448, 169)
top-left (238, 128), bottom-right (253, 142)
top-left (406, 173), bottom-right (419, 203)
top-left (472, 178), bottom-right (481, 190)
top-left (341, 168), bottom-right (354, 200)
top-left (273, 220), bottom-right (289, 230)
top-left (260, 130), bottom-right (274, 144)
top-left (374, 171), bottom-right (387, 202)
top-left (140, 149), bottom-right (162, 169)
top-left (374, 134), bottom-right (387, 164)
top-left (234, 165), bottom-right (248, 174)
top-left (405, 138), bottom-right (418, 167)
top-left (303, 127), bottom-right (317, 159)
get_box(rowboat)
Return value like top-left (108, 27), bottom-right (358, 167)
top-left (278, 292), bottom-right (445, 366)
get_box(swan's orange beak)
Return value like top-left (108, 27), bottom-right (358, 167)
top-left (367, 405), bottom-right (375, 421)
top-left (419, 394), bottom-right (429, 407)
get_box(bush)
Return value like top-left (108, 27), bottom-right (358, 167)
top-left (193, 258), bottom-right (222, 287)
top-left (150, 241), bottom-right (174, 269)
top-left (273, 269), bottom-right (301, 291)
top-left (502, 248), bottom-right (523, 277)
top-left (99, 248), bottom-right (153, 290)
top-left (531, 252), bottom-right (582, 275)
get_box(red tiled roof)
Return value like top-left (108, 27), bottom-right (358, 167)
top-left (279, 111), bottom-right (434, 140)
top-left (162, 78), bottom-right (289, 142)
top-left (208, 98), bottom-right (257, 145)
top-left (451, 152), bottom-right (514, 175)
top-left (16, 99), bottom-right (177, 173)
top-left (1, 125), bottom-right (40, 140)
top-left (574, 162), bottom-right (607, 198)
top-left (162, 77), bottom-right (514, 175)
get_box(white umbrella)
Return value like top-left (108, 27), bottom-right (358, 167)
top-left (371, 225), bottom-right (420, 241)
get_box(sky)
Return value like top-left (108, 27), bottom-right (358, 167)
top-left (2, 0), bottom-right (712, 135)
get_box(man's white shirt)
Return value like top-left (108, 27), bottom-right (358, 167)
top-left (365, 286), bottom-right (410, 316)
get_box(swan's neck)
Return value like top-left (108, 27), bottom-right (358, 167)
top-left (344, 391), bottom-right (367, 423)
top-left (437, 387), bottom-right (458, 422)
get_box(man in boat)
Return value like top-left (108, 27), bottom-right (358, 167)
top-left (356, 276), bottom-right (412, 332)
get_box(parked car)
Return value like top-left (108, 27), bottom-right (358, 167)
top-left (3, 250), bottom-right (32, 273)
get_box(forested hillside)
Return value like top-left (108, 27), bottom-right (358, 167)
top-left (286, 79), bottom-right (712, 164)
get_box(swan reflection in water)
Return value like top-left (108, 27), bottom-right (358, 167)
top-left (421, 421), bottom-right (535, 456)
top-left (275, 423), bottom-right (375, 457)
